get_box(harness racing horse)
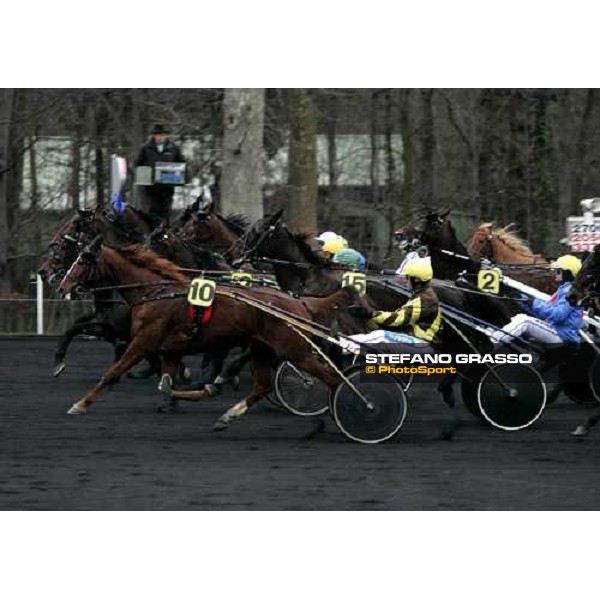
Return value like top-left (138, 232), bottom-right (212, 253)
top-left (236, 209), bottom-right (342, 296)
top-left (38, 207), bottom-right (158, 376)
top-left (57, 238), bottom-right (371, 431)
top-left (40, 203), bottom-right (234, 380)
top-left (175, 199), bottom-right (251, 264)
top-left (467, 222), bottom-right (556, 294)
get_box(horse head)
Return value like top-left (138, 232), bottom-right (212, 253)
top-left (236, 209), bottom-right (285, 262)
top-left (394, 206), bottom-right (452, 251)
top-left (38, 210), bottom-right (99, 284)
top-left (467, 223), bottom-right (494, 262)
top-left (57, 235), bottom-right (103, 299)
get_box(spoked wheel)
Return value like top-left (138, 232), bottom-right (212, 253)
top-left (274, 361), bottom-right (330, 416)
top-left (331, 365), bottom-right (407, 444)
top-left (477, 364), bottom-right (546, 430)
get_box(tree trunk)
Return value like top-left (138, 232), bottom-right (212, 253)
top-left (0, 89), bottom-right (15, 293)
top-left (69, 137), bottom-right (81, 210)
top-left (419, 88), bottom-right (435, 204)
top-left (220, 88), bottom-right (265, 221)
top-left (287, 89), bottom-right (317, 231)
top-left (398, 89), bottom-right (414, 221)
top-left (384, 90), bottom-right (399, 255)
top-left (29, 136), bottom-right (41, 255)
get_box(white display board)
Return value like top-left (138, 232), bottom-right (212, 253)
top-left (566, 215), bottom-right (600, 252)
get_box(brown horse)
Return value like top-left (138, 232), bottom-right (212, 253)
top-left (57, 238), bottom-right (367, 429)
top-left (467, 222), bottom-right (556, 293)
top-left (468, 223), bottom-right (548, 264)
top-left (175, 199), bottom-right (249, 263)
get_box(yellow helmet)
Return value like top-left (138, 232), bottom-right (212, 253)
top-left (403, 257), bottom-right (433, 282)
top-left (322, 236), bottom-right (348, 254)
top-left (550, 255), bottom-right (582, 277)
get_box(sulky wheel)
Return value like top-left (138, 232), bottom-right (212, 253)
top-left (331, 365), bottom-right (407, 444)
top-left (274, 361), bottom-right (330, 417)
top-left (477, 364), bottom-right (546, 430)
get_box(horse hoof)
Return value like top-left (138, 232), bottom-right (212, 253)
top-left (158, 374), bottom-right (173, 397)
top-left (67, 404), bottom-right (86, 415)
top-left (213, 417), bottom-right (229, 431)
top-left (53, 361), bottom-right (66, 378)
top-left (204, 383), bottom-right (221, 397)
top-left (571, 425), bottom-right (590, 437)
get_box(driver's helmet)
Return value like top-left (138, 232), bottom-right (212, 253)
top-left (322, 236), bottom-right (348, 255)
top-left (315, 231), bottom-right (339, 244)
top-left (333, 248), bottom-right (366, 271)
top-left (403, 257), bottom-right (433, 282)
top-left (550, 255), bottom-right (582, 278)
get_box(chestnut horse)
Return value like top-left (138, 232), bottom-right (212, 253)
top-left (40, 204), bottom-right (230, 377)
top-left (468, 223), bottom-right (548, 265)
top-left (57, 238), bottom-right (368, 429)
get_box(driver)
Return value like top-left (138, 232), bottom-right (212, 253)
top-left (349, 257), bottom-right (441, 345)
top-left (491, 255), bottom-right (583, 345)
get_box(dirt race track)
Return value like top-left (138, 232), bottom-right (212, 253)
top-left (1, 337), bottom-right (600, 510)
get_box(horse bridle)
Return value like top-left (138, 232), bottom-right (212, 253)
top-left (233, 217), bottom-right (283, 265)
top-left (60, 245), bottom-right (99, 298)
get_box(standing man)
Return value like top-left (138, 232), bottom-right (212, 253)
top-left (134, 124), bottom-right (186, 223)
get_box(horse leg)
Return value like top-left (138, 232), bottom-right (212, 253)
top-left (211, 347), bottom-right (250, 392)
top-left (572, 406), bottom-right (600, 437)
top-left (66, 338), bottom-right (151, 414)
top-left (156, 354), bottom-right (184, 413)
top-left (53, 315), bottom-right (98, 376)
top-left (213, 344), bottom-right (273, 431)
top-left (436, 371), bottom-right (461, 440)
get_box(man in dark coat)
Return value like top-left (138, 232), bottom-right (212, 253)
top-left (134, 124), bottom-right (186, 223)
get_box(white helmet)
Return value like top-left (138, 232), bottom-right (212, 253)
top-left (315, 231), bottom-right (339, 244)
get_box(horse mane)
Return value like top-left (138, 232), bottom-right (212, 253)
top-left (116, 245), bottom-right (188, 282)
top-left (488, 223), bottom-right (546, 262)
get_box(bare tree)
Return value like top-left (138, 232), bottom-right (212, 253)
top-left (287, 89), bottom-right (317, 231)
top-left (0, 89), bottom-right (15, 293)
top-left (220, 88), bottom-right (265, 220)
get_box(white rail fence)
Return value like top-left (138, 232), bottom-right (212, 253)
top-left (0, 277), bottom-right (94, 335)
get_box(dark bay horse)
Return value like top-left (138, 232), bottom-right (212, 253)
top-left (57, 239), bottom-right (369, 430)
top-left (236, 209), bottom-right (342, 296)
top-left (38, 206), bottom-right (158, 376)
